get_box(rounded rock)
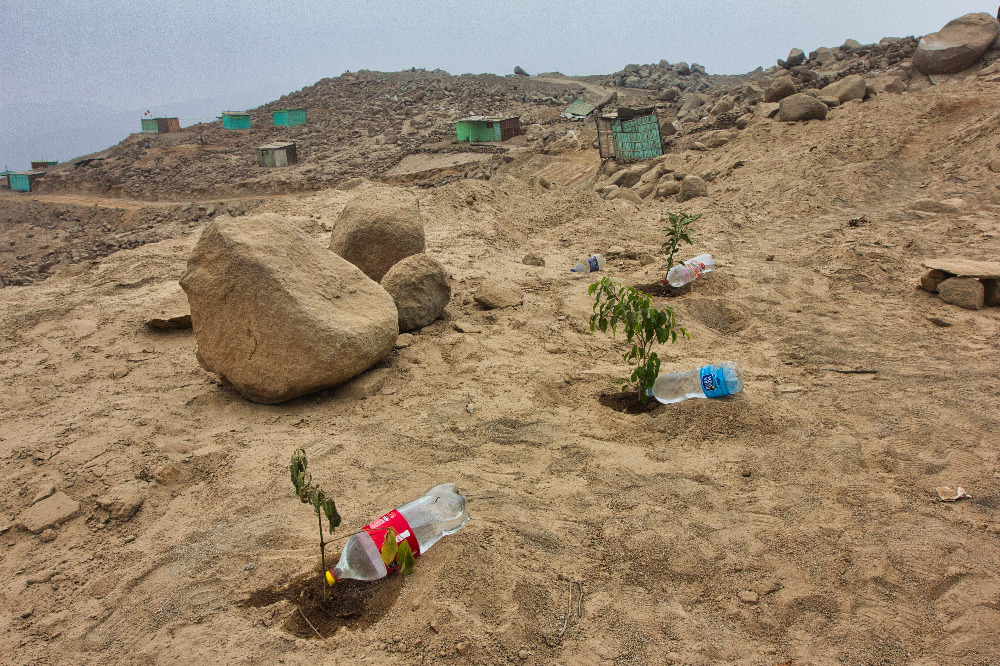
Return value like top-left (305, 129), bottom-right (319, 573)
top-left (380, 254), bottom-right (451, 332)
top-left (329, 188), bottom-right (425, 281)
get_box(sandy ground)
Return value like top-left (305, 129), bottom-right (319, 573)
top-left (2, 80), bottom-right (1000, 665)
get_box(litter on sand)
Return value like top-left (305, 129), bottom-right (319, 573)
top-left (935, 486), bottom-right (971, 502)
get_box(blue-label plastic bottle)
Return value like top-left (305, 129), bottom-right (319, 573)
top-left (647, 361), bottom-right (743, 405)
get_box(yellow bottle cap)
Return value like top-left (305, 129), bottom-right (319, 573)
top-left (325, 570), bottom-right (336, 586)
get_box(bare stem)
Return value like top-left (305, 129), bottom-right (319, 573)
top-left (317, 509), bottom-right (327, 601)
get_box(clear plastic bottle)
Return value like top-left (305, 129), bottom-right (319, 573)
top-left (571, 254), bottom-right (607, 273)
top-left (666, 253), bottom-right (715, 287)
top-left (648, 361), bottom-right (743, 405)
top-left (326, 483), bottom-right (470, 584)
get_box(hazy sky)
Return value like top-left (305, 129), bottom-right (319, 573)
top-left (1, 0), bottom-right (994, 110)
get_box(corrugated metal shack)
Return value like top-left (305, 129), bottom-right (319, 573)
top-left (455, 116), bottom-right (523, 143)
top-left (30, 160), bottom-right (58, 169)
top-left (256, 142), bottom-right (297, 167)
top-left (8, 170), bottom-right (46, 192)
top-left (273, 109), bottom-right (307, 127)
top-left (141, 117), bottom-right (181, 133)
top-left (596, 107), bottom-right (663, 162)
top-left (561, 99), bottom-right (596, 120)
top-left (222, 112), bottom-right (251, 130)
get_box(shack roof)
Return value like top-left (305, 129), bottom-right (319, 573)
top-left (257, 142), bottom-right (296, 150)
top-left (562, 99), bottom-right (596, 118)
top-left (456, 116), bottom-right (519, 123)
top-left (222, 111), bottom-right (250, 116)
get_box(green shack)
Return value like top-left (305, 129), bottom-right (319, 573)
top-left (455, 116), bottom-right (523, 143)
top-left (596, 107), bottom-right (663, 162)
top-left (273, 109), bottom-right (306, 127)
top-left (141, 117), bottom-right (181, 134)
top-left (8, 170), bottom-right (46, 192)
top-left (222, 112), bottom-right (251, 130)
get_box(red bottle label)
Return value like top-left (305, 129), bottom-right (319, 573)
top-left (363, 510), bottom-right (421, 571)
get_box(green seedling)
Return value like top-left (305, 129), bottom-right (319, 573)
top-left (290, 449), bottom-right (341, 598)
top-left (661, 211), bottom-right (701, 274)
top-left (589, 277), bottom-right (689, 403)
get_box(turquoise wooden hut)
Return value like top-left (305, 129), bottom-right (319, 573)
top-left (222, 112), bottom-right (251, 130)
top-left (8, 170), bottom-right (46, 192)
top-left (596, 107), bottom-right (663, 162)
top-left (273, 109), bottom-right (306, 127)
top-left (455, 116), bottom-right (523, 143)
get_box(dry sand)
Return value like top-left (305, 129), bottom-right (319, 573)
top-left (2, 80), bottom-right (1000, 665)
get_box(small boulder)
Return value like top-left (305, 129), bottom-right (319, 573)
top-left (181, 214), bottom-right (399, 404)
top-left (656, 180), bottom-right (682, 199)
top-left (786, 48), bottom-right (806, 68)
top-left (914, 13), bottom-right (1000, 75)
top-left (514, 66), bottom-right (529, 77)
top-left (97, 482), bottom-right (146, 522)
top-left (938, 277), bottom-right (984, 310)
top-left (329, 188), bottom-right (425, 281)
top-left (818, 74), bottom-right (868, 104)
top-left (475, 281), bottom-right (523, 309)
top-left (613, 188), bottom-right (644, 205)
top-left (380, 254), bottom-right (451, 332)
top-left (16, 492), bottom-right (80, 533)
top-left (764, 76), bottom-right (797, 102)
top-left (522, 253), bottom-right (545, 266)
top-left (755, 102), bottom-right (780, 119)
top-left (778, 94), bottom-right (829, 122)
top-left (677, 175), bottom-right (708, 202)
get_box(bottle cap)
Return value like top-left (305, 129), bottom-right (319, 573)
top-left (325, 570), bottom-right (337, 586)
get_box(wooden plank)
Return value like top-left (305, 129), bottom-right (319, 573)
top-left (922, 258), bottom-right (1000, 278)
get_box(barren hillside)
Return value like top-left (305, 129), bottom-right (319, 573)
top-left (2, 16), bottom-right (1000, 666)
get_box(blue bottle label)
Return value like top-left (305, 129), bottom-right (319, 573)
top-left (587, 256), bottom-right (599, 272)
top-left (699, 365), bottom-right (730, 398)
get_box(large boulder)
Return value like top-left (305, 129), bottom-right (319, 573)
top-left (913, 13), bottom-right (1000, 75)
top-left (764, 76), bottom-right (797, 102)
top-left (380, 254), bottom-right (451, 332)
top-left (818, 74), bottom-right (868, 104)
top-left (786, 48), bottom-right (806, 68)
top-left (778, 94), bottom-right (829, 122)
top-left (181, 214), bottom-right (399, 404)
top-left (329, 188), bottom-right (425, 281)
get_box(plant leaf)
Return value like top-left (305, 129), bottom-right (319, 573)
top-left (323, 498), bottom-right (341, 531)
top-left (397, 540), bottom-right (415, 575)
top-left (380, 528), bottom-right (398, 565)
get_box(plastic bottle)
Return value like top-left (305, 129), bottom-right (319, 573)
top-left (326, 483), bottom-right (470, 584)
top-left (666, 253), bottom-right (715, 287)
top-left (571, 254), bottom-right (607, 273)
top-left (648, 361), bottom-right (744, 405)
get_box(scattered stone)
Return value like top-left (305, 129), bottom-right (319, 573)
top-left (656, 180), bottom-right (682, 198)
top-left (97, 481), bottom-right (146, 522)
top-left (153, 463), bottom-right (183, 485)
top-left (938, 277), bottom-right (984, 310)
top-left (786, 48), bottom-right (805, 68)
top-left (336, 177), bottom-right (368, 191)
top-left (329, 188), bottom-right (426, 281)
top-left (764, 76), bottom-right (797, 102)
top-left (677, 175), bottom-right (708, 202)
top-left (613, 188), bottom-right (644, 205)
top-left (518, 649), bottom-right (530, 660)
top-left (181, 214), bottom-right (399, 404)
top-left (522, 253), bottom-right (545, 266)
top-left (335, 367), bottom-right (392, 400)
top-left (394, 333), bottom-right (414, 348)
top-left (755, 102), bottom-right (780, 119)
top-left (920, 269), bottom-right (950, 293)
top-left (451, 321), bottom-right (482, 334)
top-left (146, 313), bottom-right (192, 330)
top-left (32, 485), bottom-right (56, 505)
top-left (778, 94), bottom-right (829, 122)
top-left (817, 96), bottom-right (841, 108)
top-left (690, 141), bottom-right (708, 151)
top-left (738, 590), bottom-right (760, 604)
top-left (16, 492), bottom-right (80, 534)
top-left (983, 279), bottom-right (1000, 306)
top-left (910, 200), bottom-right (960, 214)
top-left (380, 254), bottom-right (451, 332)
top-left (456, 641), bottom-right (471, 656)
top-left (818, 74), bottom-right (868, 104)
top-left (735, 114), bottom-right (752, 130)
top-left (914, 13), bottom-right (1000, 75)
top-left (474, 281), bottom-right (523, 309)
top-left (38, 529), bottom-right (57, 543)
top-left (513, 66), bottom-right (529, 77)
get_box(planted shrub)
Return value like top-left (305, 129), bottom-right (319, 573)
top-left (589, 277), bottom-right (689, 403)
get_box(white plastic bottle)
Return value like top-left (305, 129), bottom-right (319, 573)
top-left (667, 253), bottom-right (715, 287)
top-left (648, 361), bottom-right (743, 405)
top-left (571, 254), bottom-right (607, 273)
top-left (326, 483), bottom-right (470, 584)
